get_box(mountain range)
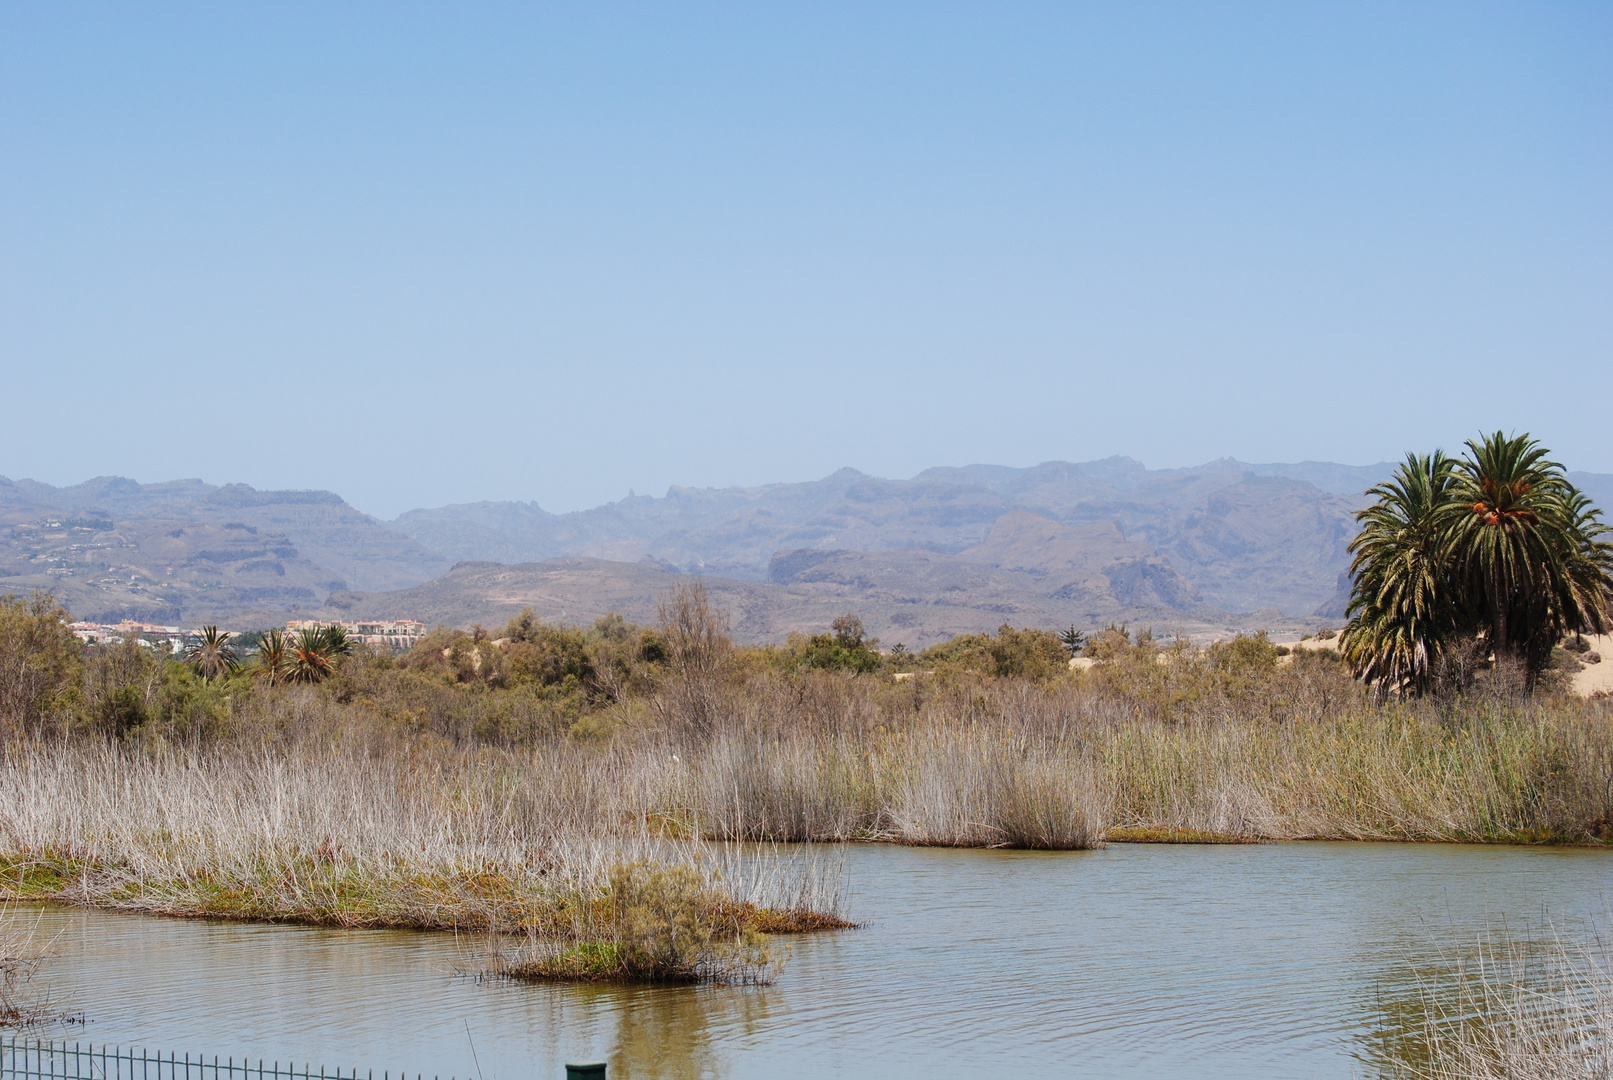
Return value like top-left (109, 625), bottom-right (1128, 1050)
top-left (6, 459), bottom-right (1612, 645)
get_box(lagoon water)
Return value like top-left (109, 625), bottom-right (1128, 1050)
top-left (16, 843), bottom-right (1613, 1079)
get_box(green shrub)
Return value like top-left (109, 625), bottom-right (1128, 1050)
top-left (920, 623), bottom-right (1069, 680)
top-left (0, 592), bottom-right (82, 733)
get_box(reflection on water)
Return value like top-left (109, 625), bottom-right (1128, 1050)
top-left (15, 843), bottom-right (1613, 1079)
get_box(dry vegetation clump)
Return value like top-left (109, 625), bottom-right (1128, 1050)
top-left (1378, 935), bottom-right (1613, 1080)
top-left (498, 861), bottom-right (780, 985)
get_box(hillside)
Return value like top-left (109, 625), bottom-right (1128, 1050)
top-left (0, 476), bottom-right (447, 624)
top-left (389, 457), bottom-right (1396, 617)
top-left (320, 513), bottom-right (1310, 648)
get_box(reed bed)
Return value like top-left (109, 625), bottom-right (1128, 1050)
top-left (1383, 934), bottom-right (1613, 1080)
top-left (661, 670), bottom-right (1613, 846)
top-left (4, 685), bottom-right (1609, 926)
top-left (1101, 703), bottom-right (1613, 843)
top-left (0, 740), bottom-right (849, 984)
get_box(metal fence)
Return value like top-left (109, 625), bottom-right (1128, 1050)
top-left (0, 1037), bottom-right (457, 1080)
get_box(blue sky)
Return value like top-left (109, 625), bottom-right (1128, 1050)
top-left (2, 2), bottom-right (1608, 518)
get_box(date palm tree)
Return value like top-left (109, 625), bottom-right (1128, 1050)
top-left (1544, 489), bottom-right (1613, 652)
top-left (1346, 431), bottom-right (1613, 692)
top-left (285, 625), bottom-right (355, 685)
top-left (182, 626), bottom-right (239, 683)
top-left (251, 628), bottom-right (289, 687)
top-left (1439, 432), bottom-right (1594, 677)
top-left (1339, 452), bottom-right (1461, 693)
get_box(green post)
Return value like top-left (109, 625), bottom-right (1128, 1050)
top-left (565, 1063), bottom-right (606, 1080)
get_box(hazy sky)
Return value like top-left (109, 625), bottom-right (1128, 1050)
top-left (2, 3), bottom-right (1608, 518)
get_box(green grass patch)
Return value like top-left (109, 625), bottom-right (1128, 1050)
top-left (506, 942), bottom-right (651, 984)
top-left (0, 853), bottom-right (78, 897)
top-left (1106, 826), bottom-right (1262, 844)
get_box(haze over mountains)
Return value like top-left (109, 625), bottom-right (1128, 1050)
top-left (7, 459), bottom-right (1613, 645)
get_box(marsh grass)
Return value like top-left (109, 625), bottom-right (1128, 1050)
top-left (0, 741), bottom-right (850, 984)
top-left (1100, 701), bottom-right (1613, 843)
top-left (669, 672), bottom-right (1613, 847)
top-left (0, 903), bottom-right (67, 1028)
top-left (1383, 933), bottom-right (1613, 1080)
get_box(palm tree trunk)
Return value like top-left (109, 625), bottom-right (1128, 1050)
top-left (1491, 560), bottom-right (1507, 662)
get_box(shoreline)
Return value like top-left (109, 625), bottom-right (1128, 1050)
top-left (8, 828), bottom-right (1610, 940)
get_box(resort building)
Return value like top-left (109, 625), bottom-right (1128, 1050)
top-left (285, 619), bottom-right (428, 651)
top-left (66, 618), bottom-right (428, 653)
top-left (69, 621), bottom-right (187, 650)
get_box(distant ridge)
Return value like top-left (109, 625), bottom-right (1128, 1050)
top-left (5, 458), bottom-right (1610, 636)
top-left (387, 457), bottom-right (1402, 616)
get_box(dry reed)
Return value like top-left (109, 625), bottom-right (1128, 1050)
top-left (0, 739), bottom-right (849, 985)
top-left (0, 903), bottom-right (65, 1028)
top-left (1393, 934), bottom-right (1613, 1079)
top-left (4, 686), bottom-right (1607, 933)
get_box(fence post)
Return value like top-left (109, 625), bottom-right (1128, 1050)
top-left (564, 1064), bottom-right (606, 1080)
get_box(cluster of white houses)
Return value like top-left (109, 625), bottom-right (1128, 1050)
top-left (69, 618), bottom-right (427, 653)
top-left (69, 621), bottom-right (189, 650)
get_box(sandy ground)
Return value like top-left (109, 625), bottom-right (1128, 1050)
top-left (1282, 636), bottom-right (1340, 653)
top-left (1274, 635), bottom-right (1340, 665)
top-left (1066, 632), bottom-right (1613, 697)
top-left (1066, 638), bottom-right (1336, 672)
top-left (1273, 632), bottom-right (1613, 698)
top-left (1571, 634), bottom-right (1613, 697)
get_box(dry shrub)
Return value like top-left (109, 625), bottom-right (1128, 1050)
top-left (0, 594), bottom-right (81, 737)
top-left (655, 581), bottom-right (733, 740)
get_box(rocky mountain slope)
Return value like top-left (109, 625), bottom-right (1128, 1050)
top-left (0, 476), bottom-right (446, 624)
top-left (390, 457), bottom-right (1394, 617)
top-left (321, 511), bottom-right (1307, 647)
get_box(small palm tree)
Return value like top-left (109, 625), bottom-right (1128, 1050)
top-left (284, 625), bottom-right (356, 685)
top-left (183, 626), bottom-right (239, 683)
top-left (318, 624), bottom-right (356, 659)
top-left (1340, 452), bottom-right (1461, 693)
top-left (251, 628), bottom-right (289, 687)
